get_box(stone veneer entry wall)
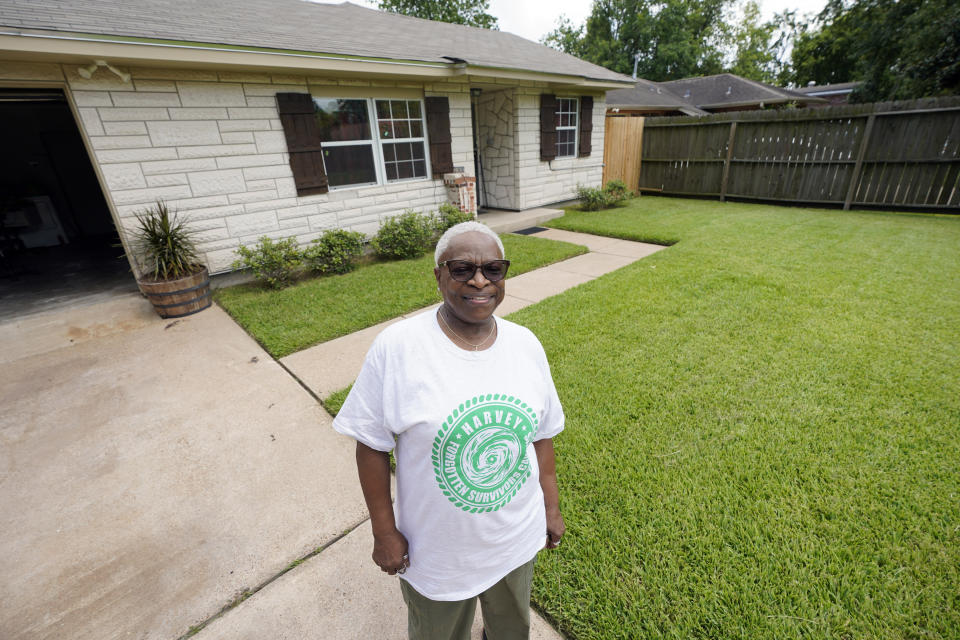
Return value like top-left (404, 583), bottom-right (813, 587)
top-left (475, 83), bottom-right (606, 211)
top-left (478, 88), bottom-right (517, 209)
top-left (0, 60), bottom-right (605, 274)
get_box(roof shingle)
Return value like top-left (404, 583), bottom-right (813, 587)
top-left (607, 73), bottom-right (826, 112)
top-left (0, 0), bottom-right (633, 84)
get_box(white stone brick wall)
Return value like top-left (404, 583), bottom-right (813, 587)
top-left (0, 59), bottom-right (611, 274)
top-left (514, 89), bottom-right (607, 210)
top-left (0, 59), bottom-right (471, 274)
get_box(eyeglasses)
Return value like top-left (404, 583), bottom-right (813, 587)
top-left (439, 259), bottom-right (511, 282)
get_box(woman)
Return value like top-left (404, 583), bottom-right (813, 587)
top-left (334, 221), bottom-right (565, 640)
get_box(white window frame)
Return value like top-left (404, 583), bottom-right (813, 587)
top-left (315, 96), bottom-right (431, 190)
top-left (556, 97), bottom-right (579, 158)
top-left (374, 98), bottom-right (431, 184)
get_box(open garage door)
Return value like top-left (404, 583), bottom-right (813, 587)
top-left (0, 88), bottom-right (136, 321)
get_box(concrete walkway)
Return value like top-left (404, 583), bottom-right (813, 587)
top-left (205, 228), bottom-right (664, 640)
top-left (282, 229), bottom-right (666, 400)
top-left (0, 228), bottom-right (665, 640)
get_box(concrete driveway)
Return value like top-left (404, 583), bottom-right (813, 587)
top-left (0, 297), bottom-right (368, 639)
top-left (1, 229), bottom-right (666, 639)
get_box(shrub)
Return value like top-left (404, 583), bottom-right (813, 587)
top-left (576, 185), bottom-right (612, 211)
top-left (130, 200), bottom-right (201, 280)
top-left (232, 236), bottom-right (303, 289)
top-left (434, 203), bottom-right (474, 234)
top-left (576, 181), bottom-right (634, 211)
top-left (304, 229), bottom-right (366, 275)
top-left (370, 210), bottom-right (434, 259)
top-left (603, 179), bottom-right (633, 204)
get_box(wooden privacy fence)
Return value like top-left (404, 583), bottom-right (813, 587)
top-left (603, 115), bottom-right (644, 192)
top-left (638, 96), bottom-right (960, 211)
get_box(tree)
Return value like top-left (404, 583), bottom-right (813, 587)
top-left (897, 0), bottom-right (960, 99)
top-left (542, 0), bottom-right (734, 81)
top-left (542, 16), bottom-right (586, 59)
top-left (787, 0), bottom-right (863, 89)
top-left (767, 9), bottom-right (813, 86)
top-left (721, 0), bottom-right (780, 84)
top-left (788, 0), bottom-right (960, 101)
top-left (376, 0), bottom-right (498, 29)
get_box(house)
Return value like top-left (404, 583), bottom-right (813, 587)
top-left (0, 0), bottom-right (633, 291)
top-left (606, 73), bottom-right (825, 117)
top-left (791, 81), bottom-right (861, 107)
top-left (605, 77), bottom-right (708, 117)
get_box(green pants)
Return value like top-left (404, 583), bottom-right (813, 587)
top-left (399, 558), bottom-right (535, 640)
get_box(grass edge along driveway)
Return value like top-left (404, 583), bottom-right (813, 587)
top-left (214, 233), bottom-right (587, 358)
top-left (519, 198), bottom-right (959, 639)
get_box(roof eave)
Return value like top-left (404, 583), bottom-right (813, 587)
top-left (695, 96), bottom-right (822, 109)
top-left (607, 103), bottom-right (690, 110)
top-left (803, 90), bottom-right (853, 97)
top-left (461, 64), bottom-right (633, 89)
top-left (0, 28), bottom-right (455, 77)
top-left (0, 28), bottom-right (634, 89)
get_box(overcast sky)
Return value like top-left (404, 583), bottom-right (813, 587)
top-left (339, 1), bottom-right (829, 43)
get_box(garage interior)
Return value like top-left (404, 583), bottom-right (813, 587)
top-left (0, 88), bottom-right (137, 321)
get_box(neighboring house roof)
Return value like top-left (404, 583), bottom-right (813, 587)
top-left (792, 81), bottom-right (861, 97)
top-left (0, 0), bottom-right (633, 85)
top-left (659, 73), bottom-right (819, 110)
top-left (606, 73), bottom-right (825, 114)
top-left (605, 78), bottom-right (708, 115)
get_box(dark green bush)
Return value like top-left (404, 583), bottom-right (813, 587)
top-left (603, 179), bottom-right (633, 204)
top-left (576, 185), bottom-right (611, 211)
top-left (370, 209), bottom-right (434, 259)
top-left (434, 203), bottom-right (474, 234)
top-left (305, 229), bottom-right (365, 275)
top-left (232, 236), bottom-right (303, 289)
top-left (577, 180), bottom-right (634, 211)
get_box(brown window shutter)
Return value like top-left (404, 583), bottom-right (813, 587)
top-left (425, 96), bottom-right (453, 177)
top-left (578, 95), bottom-right (593, 158)
top-left (276, 92), bottom-right (328, 196)
top-left (540, 94), bottom-right (558, 161)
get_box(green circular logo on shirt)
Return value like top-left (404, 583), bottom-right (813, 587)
top-left (432, 394), bottom-right (539, 513)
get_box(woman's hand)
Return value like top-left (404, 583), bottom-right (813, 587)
top-left (534, 438), bottom-right (565, 550)
top-left (355, 442), bottom-right (410, 575)
top-left (545, 507), bottom-right (565, 549)
top-left (372, 527), bottom-right (410, 575)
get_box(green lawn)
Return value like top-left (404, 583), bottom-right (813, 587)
top-left (520, 198), bottom-right (960, 638)
top-left (296, 197), bottom-right (959, 638)
top-left (321, 384), bottom-right (351, 416)
top-left (214, 234), bottom-right (586, 358)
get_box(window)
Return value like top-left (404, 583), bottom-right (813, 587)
top-left (314, 97), bottom-right (429, 188)
top-left (555, 98), bottom-right (578, 157)
top-left (376, 99), bottom-right (428, 181)
top-left (314, 98), bottom-right (377, 188)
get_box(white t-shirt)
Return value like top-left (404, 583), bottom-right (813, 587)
top-left (333, 309), bottom-right (564, 600)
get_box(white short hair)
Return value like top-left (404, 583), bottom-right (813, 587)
top-left (434, 221), bottom-right (505, 266)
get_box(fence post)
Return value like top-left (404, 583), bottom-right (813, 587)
top-left (844, 113), bottom-right (876, 210)
top-left (720, 121), bottom-right (738, 201)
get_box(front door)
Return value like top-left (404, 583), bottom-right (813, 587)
top-left (469, 89), bottom-right (487, 210)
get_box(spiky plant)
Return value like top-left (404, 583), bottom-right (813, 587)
top-left (131, 200), bottom-right (201, 280)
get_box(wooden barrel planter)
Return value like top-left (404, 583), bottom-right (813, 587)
top-left (138, 266), bottom-right (212, 319)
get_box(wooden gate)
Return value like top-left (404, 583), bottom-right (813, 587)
top-left (603, 116), bottom-right (644, 192)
